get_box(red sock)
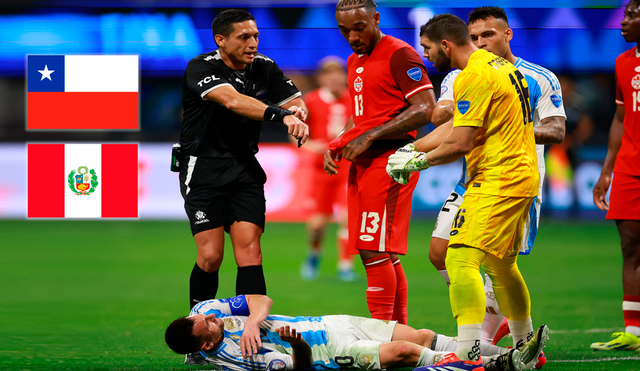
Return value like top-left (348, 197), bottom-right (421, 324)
top-left (391, 257), bottom-right (408, 324)
top-left (363, 255), bottom-right (396, 320)
top-left (623, 295), bottom-right (640, 329)
top-left (338, 227), bottom-right (351, 263)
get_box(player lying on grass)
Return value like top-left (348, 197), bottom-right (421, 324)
top-left (165, 294), bottom-right (547, 370)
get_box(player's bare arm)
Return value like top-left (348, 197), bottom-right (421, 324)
top-left (412, 120), bottom-right (453, 153)
top-left (206, 85), bottom-right (309, 144)
top-left (431, 100), bottom-right (454, 127)
top-left (411, 99), bottom-right (454, 152)
top-left (341, 89), bottom-right (437, 161)
top-left (424, 125), bottom-right (479, 166)
top-left (324, 116), bottom-right (355, 175)
top-left (534, 116), bottom-right (566, 144)
top-left (240, 295), bottom-right (273, 356)
top-left (276, 325), bottom-right (313, 370)
top-left (593, 104), bottom-right (625, 210)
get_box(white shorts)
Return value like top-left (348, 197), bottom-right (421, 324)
top-left (431, 190), bottom-right (464, 240)
top-left (322, 315), bottom-right (396, 370)
top-left (432, 191), bottom-right (540, 255)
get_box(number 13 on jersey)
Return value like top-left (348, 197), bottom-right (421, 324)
top-left (354, 94), bottom-right (364, 116)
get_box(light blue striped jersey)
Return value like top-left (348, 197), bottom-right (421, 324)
top-left (191, 296), bottom-right (341, 370)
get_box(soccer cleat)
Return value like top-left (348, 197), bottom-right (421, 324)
top-left (338, 267), bottom-right (359, 282)
top-left (300, 253), bottom-right (321, 281)
top-left (492, 317), bottom-right (510, 345)
top-left (184, 352), bottom-right (210, 365)
top-left (516, 324), bottom-right (549, 370)
top-left (413, 352), bottom-right (485, 371)
top-left (534, 351), bottom-right (546, 369)
top-left (484, 349), bottom-right (524, 371)
top-left (590, 332), bottom-right (640, 351)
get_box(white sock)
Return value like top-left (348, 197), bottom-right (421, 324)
top-left (417, 347), bottom-right (453, 366)
top-left (455, 324), bottom-right (482, 361)
top-left (508, 317), bottom-right (533, 348)
top-left (626, 326), bottom-right (640, 337)
top-left (438, 269), bottom-right (450, 286)
top-left (433, 334), bottom-right (458, 352)
top-left (481, 273), bottom-right (504, 343)
top-left (479, 341), bottom-right (509, 356)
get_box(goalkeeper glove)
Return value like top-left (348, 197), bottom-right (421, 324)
top-left (386, 144), bottom-right (431, 184)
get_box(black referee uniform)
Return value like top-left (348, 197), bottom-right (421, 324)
top-left (179, 50), bottom-right (301, 235)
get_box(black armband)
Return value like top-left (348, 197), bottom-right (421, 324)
top-left (263, 106), bottom-right (293, 123)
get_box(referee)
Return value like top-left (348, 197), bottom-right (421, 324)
top-left (179, 9), bottom-right (309, 309)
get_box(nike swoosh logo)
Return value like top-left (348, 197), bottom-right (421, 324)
top-left (270, 114), bottom-right (275, 120)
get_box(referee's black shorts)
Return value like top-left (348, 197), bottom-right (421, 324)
top-left (179, 155), bottom-right (267, 235)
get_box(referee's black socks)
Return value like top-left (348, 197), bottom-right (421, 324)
top-left (236, 265), bottom-right (267, 296)
top-left (189, 263), bottom-right (219, 309)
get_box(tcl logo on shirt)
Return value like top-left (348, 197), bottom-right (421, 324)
top-left (197, 74), bottom-right (220, 87)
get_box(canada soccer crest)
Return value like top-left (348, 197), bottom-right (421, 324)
top-left (354, 76), bottom-right (363, 92)
top-left (67, 166), bottom-right (99, 195)
top-left (632, 74), bottom-right (640, 90)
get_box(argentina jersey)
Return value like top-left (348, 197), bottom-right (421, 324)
top-left (192, 296), bottom-right (342, 370)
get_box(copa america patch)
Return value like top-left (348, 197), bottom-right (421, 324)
top-left (441, 85), bottom-right (448, 95)
top-left (457, 100), bottom-right (471, 115)
top-left (550, 94), bottom-right (562, 108)
top-left (407, 67), bottom-right (422, 81)
top-left (268, 359), bottom-right (287, 370)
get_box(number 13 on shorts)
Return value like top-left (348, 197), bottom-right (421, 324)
top-left (360, 211), bottom-right (381, 240)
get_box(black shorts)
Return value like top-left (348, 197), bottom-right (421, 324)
top-left (179, 155), bottom-right (267, 235)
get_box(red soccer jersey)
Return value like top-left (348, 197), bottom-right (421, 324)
top-left (328, 35), bottom-right (433, 152)
top-left (304, 87), bottom-right (351, 143)
top-left (614, 47), bottom-right (640, 176)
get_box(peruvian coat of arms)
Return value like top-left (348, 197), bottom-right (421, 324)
top-left (67, 166), bottom-right (99, 195)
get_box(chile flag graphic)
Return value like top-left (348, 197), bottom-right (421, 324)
top-left (27, 55), bottom-right (139, 130)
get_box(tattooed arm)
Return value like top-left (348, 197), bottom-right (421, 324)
top-left (340, 89), bottom-right (437, 161)
top-left (534, 116), bottom-right (566, 144)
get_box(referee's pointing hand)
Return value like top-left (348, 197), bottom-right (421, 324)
top-left (284, 115), bottom-right (309, 146)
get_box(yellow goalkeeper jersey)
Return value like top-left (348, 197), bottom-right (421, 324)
top-left (453, 49), bottom-right (538, 198)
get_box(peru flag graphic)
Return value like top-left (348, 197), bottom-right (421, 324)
top-left (27, 55), bottom-right (139, 130)
top-left (27, 144), bottom-right (138, 218)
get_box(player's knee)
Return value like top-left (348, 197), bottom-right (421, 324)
top-left (418, 329), bottom-right (435, 347)
top-left (197, 249), bottom-right (223, 271)
top-left (392, 341), bottom-right (420, 359)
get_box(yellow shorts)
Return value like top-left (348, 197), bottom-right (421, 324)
top-left (448, 193), bottom-right (534, 258)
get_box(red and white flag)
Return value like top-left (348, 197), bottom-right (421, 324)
top-left (27, 143), bottom-right (138, 218)
top-left (27, 55), bottom-right (139, 130)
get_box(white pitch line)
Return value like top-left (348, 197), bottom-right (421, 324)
top-left (550, 327), bottom-right (623, 334)
top-left (548, 357), bottom-right (640, 363)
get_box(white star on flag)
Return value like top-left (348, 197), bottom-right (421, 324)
top-left (38, 65), bottom-right (55, 81)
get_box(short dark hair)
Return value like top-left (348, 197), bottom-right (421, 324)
top-left (420, 14), bottom-right (471, 47)
top-left (165, 316), bottom-right (200, 355)
top-left (628, 0), bottom-right (640, 8)
top-left (468, 6), bottom-right (509, 26)
top-left (336, 0), bottom-right (377, 13)
top-left (211, 9), bottom-right (255, 44)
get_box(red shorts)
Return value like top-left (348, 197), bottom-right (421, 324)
top-left (347, 149), bottom-right (419, 255)
top-left (307, 164), bottom-right (348, 215)
top-left (607, 172), bottom-right (640, 220)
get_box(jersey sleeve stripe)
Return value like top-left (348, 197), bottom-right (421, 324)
top-left (519, 60), bottom-right (560, 90)
top-left (275, 92), bottom-right (302, 107)
top-left (616, 99), bottom-right (624, 105)
top-left (405, 84), bottom-right (433, 99)
top-left (200, 83), bottom-right (232, 99)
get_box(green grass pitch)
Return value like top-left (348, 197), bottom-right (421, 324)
top-left (1, 219), bottom-right (638, 370)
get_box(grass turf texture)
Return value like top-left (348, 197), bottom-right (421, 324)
top-left (0, 219), bottom-right (637, 370)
